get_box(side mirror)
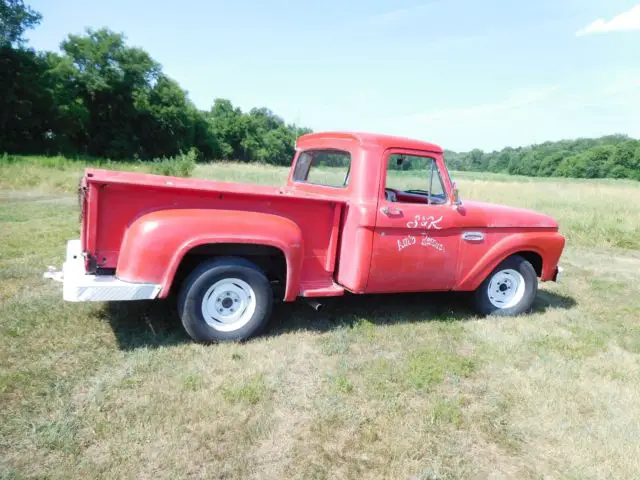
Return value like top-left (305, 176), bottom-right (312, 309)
top-left (451, 183), bottom-right (462, 208)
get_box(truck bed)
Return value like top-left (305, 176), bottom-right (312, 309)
top-left (80, 168), bottom-right (347, 293)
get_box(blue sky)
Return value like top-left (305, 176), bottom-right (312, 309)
top-left (26, 0), bottom-right (640, 151)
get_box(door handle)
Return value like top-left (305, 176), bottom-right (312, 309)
top-left (462, 231), bottom-right (485, 242)
top-left (381, 206), bottom-right (403, 216)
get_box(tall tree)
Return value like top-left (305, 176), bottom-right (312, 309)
top-left (135, 74), bottom-right (199, 158)
top-left (0, 0), bottom-right (41, 46)
top-left (0, 0), bottom-right (44, 150)
top-left (208, 98), bottom-right (246, 159)
top-left (61, 28), bottom-right (161, 158)
top-left (0, 46), bottom-right (52, 152)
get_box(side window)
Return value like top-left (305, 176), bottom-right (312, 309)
top-left (292, 149), bottom-right (351, 188)
top-left (385, 154), bottom-right (447, 204)
top-left (428, 162), bottom-right (446, 200)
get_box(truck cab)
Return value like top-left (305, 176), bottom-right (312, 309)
top-left (287, 132), bottom-right (562, 295)
top-left (46, 131), bottom-right (565, 343)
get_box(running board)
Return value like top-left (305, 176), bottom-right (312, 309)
top-left (300, 281), bottom-right (345, 297)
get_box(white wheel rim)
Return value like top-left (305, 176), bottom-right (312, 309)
top-left (487, 269), bottom-right (526, 309)
top-left (201, 278), bottom-right (256, 332)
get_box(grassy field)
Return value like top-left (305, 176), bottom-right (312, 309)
top-left (1, 156), bottom-right (640, 479)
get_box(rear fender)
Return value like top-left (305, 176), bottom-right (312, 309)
top-left (454, 232), bottom-right (565, 291)
top-left (116, 209), bottom-right (304, 301)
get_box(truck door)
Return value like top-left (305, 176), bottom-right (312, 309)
top-left (366, 151), bottom-right (460, 293)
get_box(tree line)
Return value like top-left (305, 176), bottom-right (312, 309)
top-left (1, 0), bottom-right (638, 179)
top-left (444, 134), bottom-right (640, 180)
top-left (0, 0), bottom-right (310, 164)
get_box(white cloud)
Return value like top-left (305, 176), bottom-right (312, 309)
top-left (576, 4), bottom-right (640, 36)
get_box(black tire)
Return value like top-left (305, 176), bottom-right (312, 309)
top-left (177, 257), bottom-right (273, 343)
top-left (473, 255), bottom-right (538, 316)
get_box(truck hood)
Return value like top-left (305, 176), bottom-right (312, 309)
top-left (460, 200), bottom-right (558, 229)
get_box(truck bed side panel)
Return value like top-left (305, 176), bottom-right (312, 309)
top-left (84, 177), bottom-right (342, 294)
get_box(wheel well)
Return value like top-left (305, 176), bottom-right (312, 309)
top-left (169, 243), bottom-right (287, 297)
top-left (515, 251), bottom-right (543, 277)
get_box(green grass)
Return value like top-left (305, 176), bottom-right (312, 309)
top-left (1, 156), bottom-right (640, 478)
top-left (221, 374), bottom-right (268, 405)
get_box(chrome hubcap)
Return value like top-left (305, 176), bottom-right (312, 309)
top-left (487, 269), bottom-right (526, 309)
top-left (201, 278), bottom-right (256, 332)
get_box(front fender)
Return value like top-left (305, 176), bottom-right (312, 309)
top-left (454, 231), bottom-right (565, 291)
top-left (116, 209), bottom-right (304, 301)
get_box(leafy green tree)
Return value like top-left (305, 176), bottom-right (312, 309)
top-left (611, 141), bottom-right (638, 170)
top-left (443, 150), bottom-right (463, 170)
top-left (0, 46), bottom-right (52, 152)
top-left (488, 150), bottom-right (512, 172)
top-left (582, 145), bottom-right (614, 178)
top-left (135, 75), bottom-right (198, 158)
top-left (0, 1), bottom-right (46, 151)
top-left (61, 28), bottom-right (161, 158)
top-left (42, 52), bottom-right (89, 154)
top-left (555, 155), bottom-right (583, 178)
top-left (469, 149), bottom-right (484, 170)
top-left (633, 145), bottom-right (640, 180)
top-left (538, 151), bottom-right (565, 177)
top-left (0, 0), bottom-right (41, 46)
top-left (208, 98), bottom-right (245, 159)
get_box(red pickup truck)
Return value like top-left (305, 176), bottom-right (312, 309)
top-left (46, 131), bottom-right (565, 342)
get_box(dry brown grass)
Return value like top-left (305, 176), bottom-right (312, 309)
top-left (1, 158), bottom-right (640, 479)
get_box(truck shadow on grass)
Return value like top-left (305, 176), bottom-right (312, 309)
top-left (102, 289), bottom-right (576, 350)
top-left (268, 289), bottom-right (577, 338)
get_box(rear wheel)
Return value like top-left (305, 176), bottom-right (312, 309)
top-left (178, 257), bottom-right (273, 343)
top-left (473, 255), bottom-right (537, 316)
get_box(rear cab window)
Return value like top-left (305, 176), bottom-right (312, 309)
top-left (292, 149), bottom-right (351, 188)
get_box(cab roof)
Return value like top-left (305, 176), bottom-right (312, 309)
top-left (296, 131), bottom-right (443, 154)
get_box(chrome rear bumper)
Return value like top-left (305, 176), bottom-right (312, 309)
top-left (43, 239), bottom-right (161, 302)
top-left (553, 265), bottom-right (563, 283)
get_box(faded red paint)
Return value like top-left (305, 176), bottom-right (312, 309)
top-left (79, 131), bottom-right (565, 300)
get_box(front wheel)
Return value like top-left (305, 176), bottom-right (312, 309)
top-left (178, 258), bottom-right (274, 343)
top-left (473, 255), bottom-right (538, 316)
